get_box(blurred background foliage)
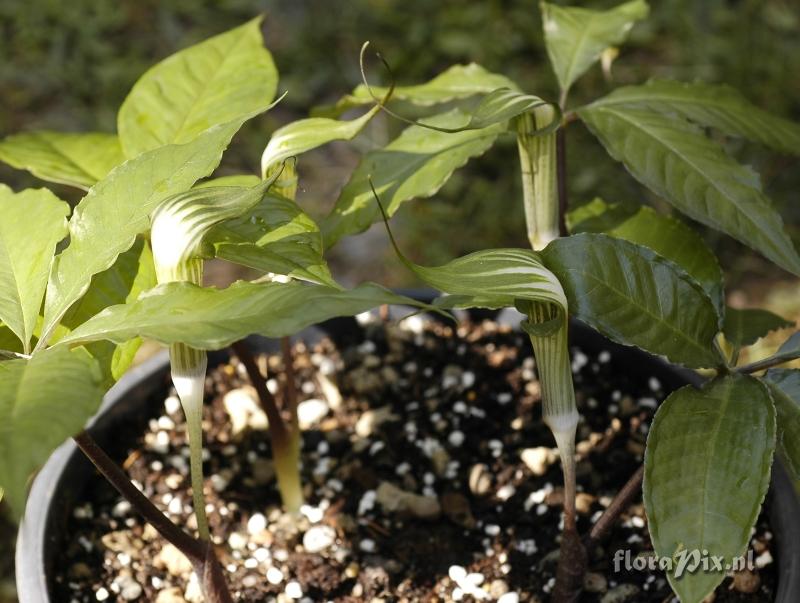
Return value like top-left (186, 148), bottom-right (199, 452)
top-left (1, 1), bottom-right (799, 599)
top-left (1, 0), bottom-right (799, 290)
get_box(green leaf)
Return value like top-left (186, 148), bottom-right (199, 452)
top-left (318, 63), bottom-right (518, 117)
top-left (58, 238), bottom-right (156, 386)
top-left (778, 331), bottom-right (800, 356)
top-left (644, 374), bottom-right (776, 603)
top-left (578, 104), bottom-right (800, 276)
top-left (0, 186), bottom-right (69, 353)
top-left (0, 346), bottom-right (105, 519)
top-left (588, 79), bottom-right (800, 155)
top-left (118, 17), bottom-right (278, 158)
top-left (208, 193), bottom-right (337, 287)
top-left (322, 109), bottom-right (504, 248)
top-left (41, 113), bottom-right (262, 349)
top-left (58, 281), bottom-right (426, 350)
top-left (723, 307), bottom-right (793, 347)
top-left (542, 233), bottom-right (722, 368)
top-left (568, 198), bottom-right (724, 314)
top-left (540, 0), bottom-right (649, 95)
top-left (261, 105), bottom-right (381, 176)
top-left (0, 131), bottom-right (124, 191)
top-left (763, 369), bottom-right (800, 481)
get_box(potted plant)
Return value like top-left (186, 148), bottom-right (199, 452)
top-left (3, 3), bottom-right (800, 603)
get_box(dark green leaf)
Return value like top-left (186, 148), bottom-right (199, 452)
top-left (568, 198), bottom-right (724, 313)
top-left (589, 79), bottom-right (800, 155)
top-left (541, 0), bottom-right (649, 95)
top-left (542, 233), bottom-right (722, 368)
top-left (723, 308), bottom-right (793, 347)
top-left (579, 104), bottom-right (800, 276)
top-left (763, 369), bottom-right (800, 481)
top-left (644, 374), bottom-right (775, 603)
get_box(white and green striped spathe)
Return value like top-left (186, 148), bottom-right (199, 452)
top-left (414, 248), bottom-right (568, 313)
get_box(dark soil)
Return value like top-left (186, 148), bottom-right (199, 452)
top-left (52, 315), bottom-right (777, 602)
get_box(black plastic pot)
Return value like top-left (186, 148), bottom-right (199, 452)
top-left (16, 306), bottom-right (800, 601)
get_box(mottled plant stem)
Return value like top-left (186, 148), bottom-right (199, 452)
top-left (73, 431), bottom-right (232, 602)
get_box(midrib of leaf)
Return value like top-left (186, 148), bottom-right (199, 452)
top-left (0, 235), bottom-right (25, 346)
top-left (559, 263), bottom-right (712, 360)
top-left (697, 387), bottom-right (730, 553)
top-left (167, 32), bottom-right (248, 145)
top-left (593, 106), bottom-right (792, 262)
top-left (561, 13), bottom-right (593, 93)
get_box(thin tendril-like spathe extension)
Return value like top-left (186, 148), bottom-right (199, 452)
top-left (358, 42), bottom-right (562, 137)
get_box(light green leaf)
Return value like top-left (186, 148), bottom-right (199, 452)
top-left (588, 79), bottom-right (800, 155)
top-left (261, 104), bottom-right (382, 176)
top-left (41, 113), bottom-right (263, 349)
top-left (0, 346), bottom-right (105, 519)
top-left (58, 281), bottom-right (426, 350)
top-left (57, 238), bottom-right (156, 386)
top-left (579, 104), bottom-right (800, 276)
top-left (763, 369), bottom-right (800, 481)
top-left (723, 308), bottom-right (793, 348)
top-left (542, 233), bottom-right (722, 368)
top-left (0, 131), bottom-right (124, 191)
top-left (196, 175), bottom-right (261, 189)
top-left (318, 63), bottom-right (518, 117)
top-left (322, 109), bottom-right (504, 248)
top-left (568, 198), bottom-right (724, 314)
top-left (0, 186), bottom-right (69, 353)
top-left (541, 0), bottom-right (649, 95)
top-left (644, 374), bottom-right (776, 603)
top-left (208, 193), bottom-right (336, 287)
top-left (118, 17), bottom-right (278, 158)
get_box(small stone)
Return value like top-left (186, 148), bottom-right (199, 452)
top-left (359, 538), bottom-right (376, 553)
top-left (252, 458), bottom-right (275, 485)
top-left (496, 484), bottom-right (516, 501)
top-left (584, 572), bottom-right (607, 593)
top-left (303, 525), bottom-right (336, 553)
top-left (223, 387), bottom-right (268, 438)
top-left (154, 544), bottom-right (193, 576)
top-left (155, 587), bottom-right (186, 603)
top-left (469, 463), bottom-right (492, 496)
top-left (448, 430), bottom-right (465, 447)
top-left (489, 579), bottom-right (509, 598)
top-left (600, 583), bottom-right (640, 603)
top-left (441, 492), bottom-right (476, 528)
top-left (184, 573), bottom-right (203, 603)
top-left (164, 395), bottom-right (181, 415)
top-left (497, 593), bottom-right (519, 603)
top-left (576, 492), bottom-right (596, 515)
top-left (116, 576), bottom-right (143, 600)
top-left (285, 580), bottom-right (303, 599)
top-left (247, 513), bottom-right (268, 535)
top-left (297, 398), bottom-right (329, 428)
top-left (266, 566), bottom-right (284, 585)
top-left (521, 447), bottom-right (556, 476)
top-left (355, 406), bottom-right (395, 437)
top-left (95, 587), bottom-right (110, 601)
top-left (375, 481), bottom-right (440, 519)
top-left (449, 565), bottom-right (467, 582)
top-left (732, 569), bottom-right (761, 593)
